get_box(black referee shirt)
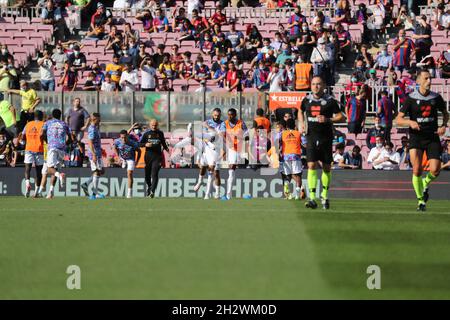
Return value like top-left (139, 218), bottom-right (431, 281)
top-left (300, 93), bottom-right (341, 138)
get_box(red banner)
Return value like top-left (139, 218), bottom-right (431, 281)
top-left (268, 92), bottom-right (307, 111)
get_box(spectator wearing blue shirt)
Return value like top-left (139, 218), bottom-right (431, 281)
top-left (339, 146), bottom-right (363, 169)
top-left (41, 0), bottom-right (66, 42)
top-left (374, 45), bottom-right (393, 72)
top-left (212, 62), bottom-right (228, 88)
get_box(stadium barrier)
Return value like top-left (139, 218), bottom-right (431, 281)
top-left (7, 85), bottom-right (449, 129)
top-left (0, 168), bottom-right (449, 199)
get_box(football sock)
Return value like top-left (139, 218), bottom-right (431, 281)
top-left (205, 173), bottom-right (213, 196)
top-left (214, 184), bottom-right (220, 196)
top-left (423, 172), bottom-right (437, 190)
top-left (295, 187), bottom-right (301, 197)
top-left (307, 169), bottom-right (318, 200)
top-left (283, 181), bottom-right (290, 194)
top-left (54, 171), bottom-right (61, 179)
top-left (25, 179), bottom-right (30, 188)
top-left (196, 174), bottom-right (203, 185)
top-left (127, 188), bottom-right (132, 197)
top-left (412, 175), bottom-right (424, 204)
top-left (92, 175), bottom-right (99, 195)
top-left (321, 171), bottom-right (331, 199)
top-left (49, 185), bottom-right (54, 193)
top-left (227, 169), bottom-right (235, 197)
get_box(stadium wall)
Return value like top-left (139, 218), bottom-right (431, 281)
top-left (0, 168), bottom-right (449, 200)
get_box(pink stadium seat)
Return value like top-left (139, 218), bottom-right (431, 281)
top-left (14, 17), bottom-right (30, 24)
top-left (30, 17), bottom-right (42, 24)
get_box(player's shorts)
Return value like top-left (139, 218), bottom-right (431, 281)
top-left (226, 148), bottom-right (241, 165)
top-left (90, 158), bottom-right (104, 171)
top-left (282, 160), bottom-right (303, 175)
top-left (47, 149), bottom-right (65, 169)
top-left (24, 151), bottom-right (44, 166)
top-left (123, 159), bottom-right (135, 171)
top-left (199, 149), bottom-right (219, 168)
top-left (306, 135), bottom-right (333, 164)
top-left (347, 121), bottom-right (363, 135)
top-left (408, 133), bottom-right (442, 160)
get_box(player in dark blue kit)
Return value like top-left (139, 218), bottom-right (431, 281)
top-left (396, 70), bottom-right (449, 212)
top-left (114, 130), bottom-right (141, 198)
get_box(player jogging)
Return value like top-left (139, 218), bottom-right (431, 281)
top-left (280, 118), bottom-right (305, 200)
top-left (298, 76), bottom-right (345, 209)
top-left (38, 109), bottom-right (70, 199)
top-left (22, 110), bottom-right (45, 198)
top-left (219, 108), bottom-right (248, 200)
top-left (395, 69), bottom-right (449, 211)
top-left (114, 130), bottom-right (141, 198)
top-left (81, 113), bottom-right (106, 200)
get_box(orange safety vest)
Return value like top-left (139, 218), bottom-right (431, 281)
top-left (281, 130), bottom-right (301, 156)
top-left (295, 63), bottom-right (312, 90)
top-left (24, 120), bottom-right (44, 153)
top-left (225, 119), bottom-right (244, 151)
top-left (254, 116), bottom-right (271, 132)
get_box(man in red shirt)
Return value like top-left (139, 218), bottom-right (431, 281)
top-left (225, 61), bottom-right (242, 92)
top-left (208, 5), bottom-right (227, 26)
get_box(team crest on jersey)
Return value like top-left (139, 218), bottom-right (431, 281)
top-left (321, 100), bottom-right (326, 106)
top-left (430, 99), bottom-right (436, 106)
top-left (417, 100), bottom-right (421, 105)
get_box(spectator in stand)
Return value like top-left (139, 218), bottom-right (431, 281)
top-left (287, 6), bottom-right (307, 41)
top-left (396, 135), bottom-right (411, 170)
top-left (200, 32), bottom-right (216, 57)
top-left (369, 141), bottom-right (400, 170)
top-left (38, 49), bottom-right (56, 92)
top-left (252, 60), bottom-right (270, 91)
top-left (120, 64), bottom-right (139, 92)
top-left (335, 22), bottom-right (352, 67)
top-left (68, 44), bottom-right (87, 73)
top-left (345, 87), bottom-right (366, 138)
top-left (105, 33), bottom-right (123, 57)
top-left (194, 56), bottom-right (210, 82)
top-left (101, 73), bottom-right (117, 92)
top-left (159, 78), bottom-right (173, 92)
top-left (86, 2), bottom-right (112, 39)
top-left (195, 80), bottom-right (212, 93)
top-left (267, 63), bottom-right (285, 92)
top-left (296, 22), bottom-right (316, 60)
top-left (294, 53), bottom-right (312, 91)
top-left (41, 0), bottom-right (66, 42)
top-left (152, 7), bottom-right (169, 33)
top-left (158, 54), bottom-right (176, 88)
top-left (310, 37), bottom-right (331, 79)
top-left (243, 25), bottom-right (262, 62)
top-left (416, 54), bottom-right (437, 78)
top-left (136, 9), bottom-right (153, 33)
top-left (187, 0), bottom-right (203, 17)
top-left (437, 43), bottom-right (450, 78)
top-left (374, 44), bottom-right (393, 72)
top-left (356, 44), bottom-right (374, 69)
top-left (52, 44), bottom-right (68, 74)
top-left (140, 57), bottom-right (158, 92)
top-left (65, 97), bottom-right (90, 142)
top-left (124, 23), bottom-right (139, 44)
top-left (227, 23), bottom-right (245, 57)
top-left (377, 90), bottom-right (396, 142)
top-left (152, 44), bottom-right (166, 70)
top-left (283, 59), bottom-right (295, 91)
top-left (58, 62), bottom-right (78, 92)
top-left (0, 45), bottom-right (13, 64)
top-left (412, 15), bottom-right (433, 63)
top-left (433, 3), bottom-right (450, 31)
top-left (367, 135), bottom-right (385, 168)
top-left (332, 127), bottom-right (346, 147)
top-left (225, 61), bottom-right (242, 92)
top-left (209, 5), bottom-right (227, 26)
top-left (172, 7), bottom-right (188, 32)
top-left (8, 80), bottom-right (41, 132)
top-left (179, 51), bottom-right (195, 81)
top-left (136, 43), bottom-right (151, 69)
top-left (339, 145), bottom-right (363, 170)
top-left (276, 42), bottom-right (293, 67)
top-left (332, 143), bottom-right (345, 169)
top-left (392, 28), bottom-right (415, 76)
top-left (367, 0), bottom-right (385, 48)
top-left (83, 72), bottom-right (98, 91)
top-left (0, 62), bottom-right (18, 101)
top-left (395, 5), bottom-right (415, 31)
top-left (119, 43), bottom-right (134, 66)
top-left (441, 140), bottom-right (450, 170)
top-left (212, 61), bottom-right (228, 88)
top-left (277, 24), bottom-right (290, 44)
top-left (366, 119), bottom-right (386, 149)
top-left (170, 45), bottom-right (183, 72)
top-left (191, 9), bottom-right (210, 40)
top-left (215, 32), bottom-right (233, 58)
top-left (105, 55), bottom-right (123, 87)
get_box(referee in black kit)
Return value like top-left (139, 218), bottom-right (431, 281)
top-left (140, 119), bottom-right (169, 198)
top-left (298, 75), bottom-right (345, 210)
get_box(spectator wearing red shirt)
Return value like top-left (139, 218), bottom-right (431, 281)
top-left (208, 5), bottom-right (227, 26)
top-left (225, 61), bottom-right (242, 92)
top-left (86, 2), bottom-right (112, 39)
top-left (191, 9), bottom-right (210, 39)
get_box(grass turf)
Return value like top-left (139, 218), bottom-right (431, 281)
top-left (0, 197), bottom-right (450, 299)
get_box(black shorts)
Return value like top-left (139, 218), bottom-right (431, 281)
top-left (409, 133), bottom-right (442, 160)
top-left (347, 121), bottom-right (363, 134)
top-left (306, 135), bottom-right (333, 164)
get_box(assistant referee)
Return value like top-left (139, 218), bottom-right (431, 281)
top-left (298, 76), bottom-right (345, 210)
top-left (139, 119), bottom-right (169, 198)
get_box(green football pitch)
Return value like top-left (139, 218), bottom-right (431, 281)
top-left (1, 197), bottom-right (450, 299)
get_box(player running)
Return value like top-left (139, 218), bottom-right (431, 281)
top-left (298, 76), bottom-right (345, 209)
top-left (280, 118), bottom-right (305, 200)
top-left (396, 69), bottom-right (449, 211)
top-left (21, 110), bottom-right (45, 198)
top-left (219, 108), bottom-right (248, 200)
top-left (114, 130), bottom-right (141, 198)
top-left (38, 109), bottom-right (70, 199)
top-left (81, 113), bottom-right (106, 200)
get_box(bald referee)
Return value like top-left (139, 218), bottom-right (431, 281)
top-left (139, 119), bottom-right (169, 198)
top-left (396, 69), bottom-right (449, 212)
top-left (298, 76), bottom-right (345, 209)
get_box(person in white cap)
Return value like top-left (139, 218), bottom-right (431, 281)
top-left (310, 37), bottom-right (332, 79)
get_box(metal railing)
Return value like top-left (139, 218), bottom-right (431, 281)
top-left (7, 85), bottom-right (449, 131)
